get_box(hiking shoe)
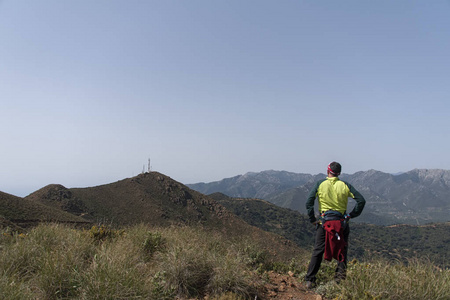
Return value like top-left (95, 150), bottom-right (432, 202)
top-left (305, 281), bottom-right (315, 289)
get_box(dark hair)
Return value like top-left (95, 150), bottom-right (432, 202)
top-left (329, 162), bottom-right (342, 175)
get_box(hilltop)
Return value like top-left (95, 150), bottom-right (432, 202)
top-left (2, 172), bottom-right (302, 261)
top-left (26, 172), bottom-right (246, 228)
top-left (188, 169), bottom-right (450, 225)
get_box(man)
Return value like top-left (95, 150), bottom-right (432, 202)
top-left (304, 162), bottom-right (366, 288)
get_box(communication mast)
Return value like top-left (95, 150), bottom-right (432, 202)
top-left (148, 158), bottom-right (151, 173)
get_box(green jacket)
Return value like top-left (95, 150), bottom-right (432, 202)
top-left (306, 177), bottom-right (366, 223)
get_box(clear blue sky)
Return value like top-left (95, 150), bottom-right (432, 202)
top-left (1, 1), bottom-right (449, 197)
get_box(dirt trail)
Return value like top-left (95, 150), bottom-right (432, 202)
top-left (257, 271), bottom-right (323, 300)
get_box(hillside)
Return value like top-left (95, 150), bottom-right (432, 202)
top-left (26, 172), bottom-right (237, 227)
top-left (209, 192), bottom-right (315, 247)
top-left (24, 172), bottom-right (302, 261)
top-left (189, 169), bottom-right (450, 225)
top-left (0, 190), bottom-right (89, 228)
top-left (211, 193), bottom-right (450, 267)
top-left (351, 222), bottom-right (450, 267)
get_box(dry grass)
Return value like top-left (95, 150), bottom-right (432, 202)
top-left (1, 223), bottom-right (448, 300)
top-left (320, 258), bottom-right (450, 300)
top-left (0, 224), bottom-right (260, 299)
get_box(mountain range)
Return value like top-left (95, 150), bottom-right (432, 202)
top-left (187, 169), bottom-right (450, 225)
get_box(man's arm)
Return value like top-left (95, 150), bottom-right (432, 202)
top-left (305, 181), bottom-right (321, 223)
top-left (347, 183), bottom-right (366, 218)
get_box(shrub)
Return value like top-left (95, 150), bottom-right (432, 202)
top-left (152, 226), bottom-right (256, 298)
top-left (142, 231), bottom-right (165, 258)
top-left (88, 224), bottom-right (124, 241)
top-left (79, 228), bottom-right (156, 299)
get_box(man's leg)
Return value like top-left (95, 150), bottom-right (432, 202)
top-left (335, 224), bottom-right (350, 281)
top-left (305, 225), bottom-right (326, 283)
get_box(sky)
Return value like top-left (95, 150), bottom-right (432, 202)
top-left (1, 1), bottom-right (449, 197)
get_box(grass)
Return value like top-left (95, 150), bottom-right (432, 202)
top-left (314, 258), bottom-right (450, 300)
top-left (1, 223), bottom-right (448, 300)
top-left (0, 224), bottom-right (261, 299)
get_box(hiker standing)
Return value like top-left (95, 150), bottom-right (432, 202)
top-left (304, 162), bottom-right (366, 288)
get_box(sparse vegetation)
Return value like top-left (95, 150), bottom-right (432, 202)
top-left (351, 223), bottom-right (450, 268)
top-left (0, 224), bottom-right (262, 299)
top-left (1, 223), bottom-right (448, 300)
top-left (318, 258), bottom-right (450, 300)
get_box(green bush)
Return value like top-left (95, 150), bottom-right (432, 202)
top-left (142, 231), bottom-right (165, 258)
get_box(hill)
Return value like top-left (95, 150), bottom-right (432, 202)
top-left (209, 192), bottom-right (315, 248)
top-left (0, 190), bottom-right (89, 228)
top-left (351, 222), bottom-right (450, 267)
top-left (26, 172), bottom-right (240, 227)
top-left (23, 172), bottom-right (302, 261)
top-left (188, 169), bottom-right (450, 225)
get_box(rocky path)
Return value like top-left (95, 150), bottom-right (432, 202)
top-left (257, 271), bottom-right (323, 300)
